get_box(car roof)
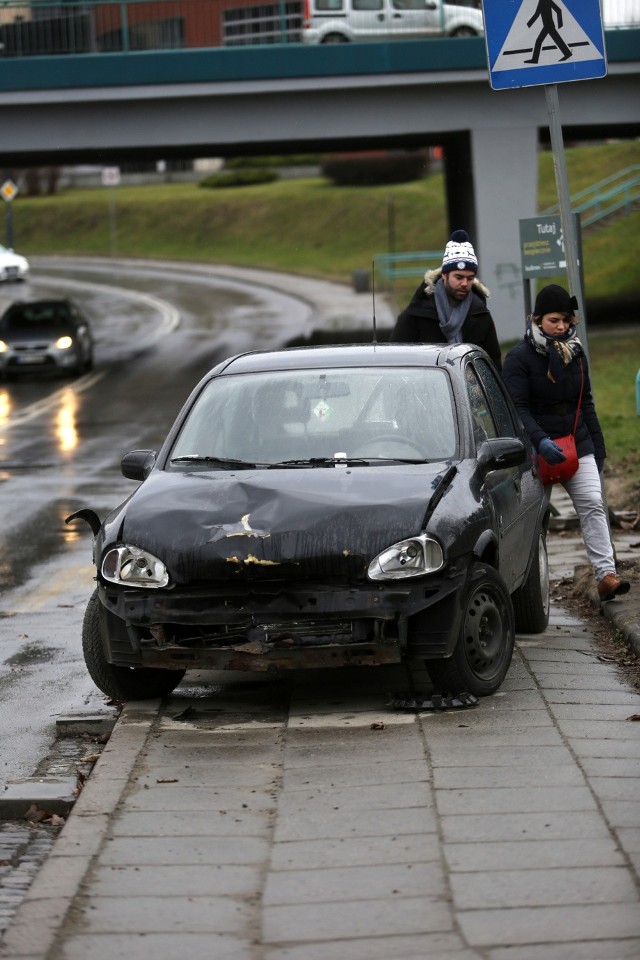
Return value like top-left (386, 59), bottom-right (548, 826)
top-left (213, 342), bottom-right (478, 377)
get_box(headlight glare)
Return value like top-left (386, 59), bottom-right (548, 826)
top-left (55, 335), bottom-right (74, 350)
top-left (0, 340), bottom-right (7, 353)
top-left (368, 534), bottom-right (443, 580)
top-left (102, 545), bottom-right (169, 588)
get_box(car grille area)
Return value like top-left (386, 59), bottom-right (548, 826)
top-left (130, 616), bottom-right (402, 671)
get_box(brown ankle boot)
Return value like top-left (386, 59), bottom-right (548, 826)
top-left (597, 574), bottom-right (631, 602)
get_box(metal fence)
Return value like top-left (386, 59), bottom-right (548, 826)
top-left (0, 0), bottom-right (637, 56)
top-left (0, 0), bottom-right (303, 55)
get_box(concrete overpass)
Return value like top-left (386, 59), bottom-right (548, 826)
top-left (1, 32), bottom-right (638, 339)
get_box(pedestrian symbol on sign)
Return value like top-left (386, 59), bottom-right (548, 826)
top-left (525, 0), bottom-right (573, 64)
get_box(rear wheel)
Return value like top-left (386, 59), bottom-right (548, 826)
top-left (427, 563), bottom-right (515, 696)
top-left (450, 26), bottom-right (477, 36)
top-left (82, 590), bottom-right (185, 701)
top-left (512, 530), bottom-right (550, 634)
top-left (321, 33), bottom-right (348, 42)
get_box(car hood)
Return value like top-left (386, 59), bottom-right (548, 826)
top-left (109, 465), bottom-right (452, 583)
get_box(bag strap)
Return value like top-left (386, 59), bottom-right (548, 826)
top-left (572, 359), bottom-right (584, 435)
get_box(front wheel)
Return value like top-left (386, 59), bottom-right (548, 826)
top-left (82, 590), bottom-right (185, 701)
top-left (427, 563), bottom-right (515, 697)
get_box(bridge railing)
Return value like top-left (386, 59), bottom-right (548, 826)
top-left (0, 0), bottom-right (304, 55)
top-left (0, 0), bottom-right (638, 57)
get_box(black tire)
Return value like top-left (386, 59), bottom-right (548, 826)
top-left (321, 33), bottom-right (349, 43)
top-left (427, 563), bottom-right (515, 697)
top-left (512, 530), bottom-right (550, 634)
top-left (450, 26), bottom-right (477, 36)
top-left (82, 590), bottom-right (185, 701)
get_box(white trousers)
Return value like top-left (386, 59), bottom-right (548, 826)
top-left (546, 453), bottom-right (615, 582)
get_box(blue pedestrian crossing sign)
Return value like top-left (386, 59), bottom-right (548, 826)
top-left (484, 0), bottom-right (607, 90)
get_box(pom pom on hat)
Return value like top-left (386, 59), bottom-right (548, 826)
top-left (441, 229), bottom-right (478, 274)
top-left (533, 284), bottom-right (578, 317)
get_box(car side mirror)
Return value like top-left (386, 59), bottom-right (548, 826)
top-left (121, 449), bottom-right (157, 481)
top-left (477, 438), bottom-right (526, 476)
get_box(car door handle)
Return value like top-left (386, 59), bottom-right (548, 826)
top-left (513, 476), bottom-right (521, 494)
top-left (377, 13), bottom-right (385, 19)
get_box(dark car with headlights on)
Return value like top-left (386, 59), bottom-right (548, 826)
top-left (68, 343), bottom-right (550, 702)
top-left (0, 298), bottom-right (94, 376)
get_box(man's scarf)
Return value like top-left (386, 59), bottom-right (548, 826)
top-left (434, 276), bottom-right (472, 343)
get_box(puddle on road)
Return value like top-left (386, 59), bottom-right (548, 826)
top-left (0, 498), bottom-right (91, 592)
top-left (5, 642), bottom-right (58, 666)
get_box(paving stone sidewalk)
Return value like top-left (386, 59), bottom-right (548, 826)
top-left (1, 510), bottom-right (639, 960)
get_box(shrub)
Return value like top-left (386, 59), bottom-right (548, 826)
top-left (322, 152), bottom-right (428, 186)
top-left (199, 169), bottom-right (279, 188)
top-left (224, 155), bottom-right (321, 169)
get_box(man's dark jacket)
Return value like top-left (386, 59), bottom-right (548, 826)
top-left (502, 338), bottom-right (605, 461)
top-left (389, 269), bottom-right (502, 371)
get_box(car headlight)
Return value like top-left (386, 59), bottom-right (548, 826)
top-left (368, 534), bottom-right (443, 581)
top-left (102, 545), bottom-right (169, 588)
top-left (55, 336), bottom-right (74, 350)
top-left (0, 340), bottom-right (7, 353)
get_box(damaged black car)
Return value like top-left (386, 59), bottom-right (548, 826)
top-left (68, 342), bottom-right (550, 702)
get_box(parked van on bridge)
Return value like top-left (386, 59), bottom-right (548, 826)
top-left (302, 0), bottom-right (483, 44)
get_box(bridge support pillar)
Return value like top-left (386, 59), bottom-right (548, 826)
top-left (445, 125), bottom-right (539, 345)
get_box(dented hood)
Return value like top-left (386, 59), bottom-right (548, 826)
top-left (113, 465), bottom-right (449, 583)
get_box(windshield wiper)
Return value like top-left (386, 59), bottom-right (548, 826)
top-left (170, 456), bottom-right (257, 469)
top-left (266, 456), bottom-right (427, 468)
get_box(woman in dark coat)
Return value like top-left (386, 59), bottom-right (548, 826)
top-left (502, 284), bottom-right (629, 602)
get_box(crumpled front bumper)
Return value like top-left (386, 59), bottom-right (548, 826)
top-left (98, 568), bottom-right (467, 672)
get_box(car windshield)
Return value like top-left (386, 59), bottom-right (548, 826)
top-left (169, 366), bottom-right (457, 467)
top-left (1, 304), bottom-right (71, 332)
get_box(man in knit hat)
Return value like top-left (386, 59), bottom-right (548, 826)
top-left (390, 229), bottom-right (502, 371)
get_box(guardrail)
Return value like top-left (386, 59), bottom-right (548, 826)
top-left (374, 250), bottom-right (442, 288)
top-left (542, 164), bottom-right (640, 228)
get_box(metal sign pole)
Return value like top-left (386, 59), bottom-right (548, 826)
top-left (544, 82), bottom-right (590, 365)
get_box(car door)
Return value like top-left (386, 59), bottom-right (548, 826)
top-left (465, 358), bottom-right (537, 587)
top-left (349, 0), bottom-right (386, 39)
top-left (387, 0), bottom-right (440, 39)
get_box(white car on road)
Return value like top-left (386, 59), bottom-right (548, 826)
top-left (0, 244), bottom-right (29, 282)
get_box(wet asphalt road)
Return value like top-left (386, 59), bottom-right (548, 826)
top-left (0, 258), bottom-right (316, 790)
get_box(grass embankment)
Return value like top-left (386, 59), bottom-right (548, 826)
top-left (9, 141), bottom-right (640, 482)
top-left (13, 141), bottom-right (640, 296)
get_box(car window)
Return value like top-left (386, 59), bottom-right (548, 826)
top-left (474, 357), bottom-right (519, 438)
top-left (169, 366), bottom-right (457, 466)
top-left (315, 0), bottom-right (344, 8)
top-left (392, 0), bottom-right (425, 8)
top-left (353, 0), bottom-right (383, 10)
top-left (465, 363), bottom-right (498, 444)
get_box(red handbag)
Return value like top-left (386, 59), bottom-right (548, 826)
top-left (537, 360), bottom-right (583, 486)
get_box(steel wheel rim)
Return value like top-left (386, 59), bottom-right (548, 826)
top-left (462, 585), bottom-right (510, 680)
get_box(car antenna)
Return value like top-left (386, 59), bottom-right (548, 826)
top-left (371, 258), bottom-right (377, 344)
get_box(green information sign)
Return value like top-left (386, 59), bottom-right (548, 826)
top-left (519, 215), bottom-right (565, 277)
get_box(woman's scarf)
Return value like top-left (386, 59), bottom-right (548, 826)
top-left (434, 276), bottom-right (472, 343)
top-left (525, 318), bottom-right (583, 383)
